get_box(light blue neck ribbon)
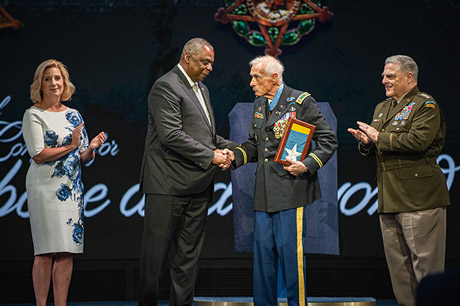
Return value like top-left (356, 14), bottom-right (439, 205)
top-left (268, 82), bottom-right (284, 111)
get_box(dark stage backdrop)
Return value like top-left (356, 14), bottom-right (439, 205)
top-left (1, 0), bottom-right (460, 300)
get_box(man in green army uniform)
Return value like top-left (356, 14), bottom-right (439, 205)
top-left (348, 55), bottom-right (450, 306)
top-left (229, 55), bottom-right (337, 306)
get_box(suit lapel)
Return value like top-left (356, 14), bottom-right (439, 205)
top-left (384, 99), bottom-right (403, 125)
top-left (374, 101), bottom-right (389, 131)
top-left (379, 99), bottom-right (394, 129)
top-left (198, 82), bottom-right (215, 132)
top-left (174, 67), bottom-right (213, 132)
top-left (253, 97), bottom-right (268, 125)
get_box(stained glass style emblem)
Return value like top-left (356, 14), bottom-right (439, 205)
top-left (215, 0), bottom-right (333, 57)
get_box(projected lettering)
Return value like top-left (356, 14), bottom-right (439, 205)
top-left (209, 182), bottom-right (233, 216)
top-left (0, 96), bottom-right (29, 218)
top-left (0, 159), bottom-right (28, 218)
top-left (1, 95), bottom-right (459, 219)
top-left (0, 95), bottom-right (119, 219)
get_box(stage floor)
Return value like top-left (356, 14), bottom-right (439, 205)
top-left (1, 300), bottom-right (398, 306)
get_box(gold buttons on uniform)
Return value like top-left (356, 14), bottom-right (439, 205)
top-left (415, 173), bottom-right (418, 177)
top-left (264, 158), bottom-right (268, 163)
top-left (265, 148), bottom-right (268, 152)
top-left (265, 137), bottom-right (269, 142)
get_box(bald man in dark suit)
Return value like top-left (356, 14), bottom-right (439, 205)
top-left (138, 38), bottom-right (237, 306)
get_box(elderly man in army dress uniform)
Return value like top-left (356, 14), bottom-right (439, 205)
top-left (348, 55), bottom-right (450, 306)
top-left (230, 55), bottom-right (337, 306)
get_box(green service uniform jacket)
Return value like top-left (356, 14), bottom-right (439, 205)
top-left (233, 85), bottom-right (338, 213)
top-left (359, 86), bottom-right (450, 213)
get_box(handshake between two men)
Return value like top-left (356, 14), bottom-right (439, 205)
top-left (213, 148), bottom-right (234, 171)
top-left (212, 148), bottom-right (308, 176)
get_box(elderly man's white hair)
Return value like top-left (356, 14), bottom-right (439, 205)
top-left (249, 55), bottom-right (284, 82)
top-left (385, 55), bottom-right (419, 82)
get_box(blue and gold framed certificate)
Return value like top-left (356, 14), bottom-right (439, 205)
top-left (274, 118), bottom-right (316, 166)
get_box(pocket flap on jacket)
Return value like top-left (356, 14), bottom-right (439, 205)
top-left (398, 165), bottom-right (432, 180)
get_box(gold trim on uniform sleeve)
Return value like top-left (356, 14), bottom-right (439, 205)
top-left (235, 147), bottom-right (247, 165)
top-left (296, 207), bottom-right (306, 306)
top-left (295, 92), bottom-right (311, 105)
top-left (309, 152), bottom-right (323, 168)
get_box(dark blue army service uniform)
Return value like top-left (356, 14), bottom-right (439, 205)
top-left (232, 84), bottom-right (337, 306)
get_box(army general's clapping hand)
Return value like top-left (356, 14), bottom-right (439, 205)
top-left (348, 121), bottom-right (379, 145)
top-left (356, 121), bottom-right (379, 143)
top-left (347, 121), bottom-right (379, 144)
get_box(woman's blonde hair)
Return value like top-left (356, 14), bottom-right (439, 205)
top-left (30, 59), bottom-right (76, 104)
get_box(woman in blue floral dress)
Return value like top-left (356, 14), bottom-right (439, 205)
top-left (22, 59), bottom-right (106, 306)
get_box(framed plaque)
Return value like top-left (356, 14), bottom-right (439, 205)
top-left (274, 118), bottom-right (316, 166)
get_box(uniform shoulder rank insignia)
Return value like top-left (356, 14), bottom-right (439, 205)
top-left (419, 93), bottom-right (433, 99)
top-left (424, 100), bottom-right (436, 109)
top-left (296, 92), bottom-right (311, 105)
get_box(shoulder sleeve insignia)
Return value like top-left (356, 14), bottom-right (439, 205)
top-left (424, 100), bottom-right (437, 109)
top-left (296, 92), bottom-right (311, 105)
